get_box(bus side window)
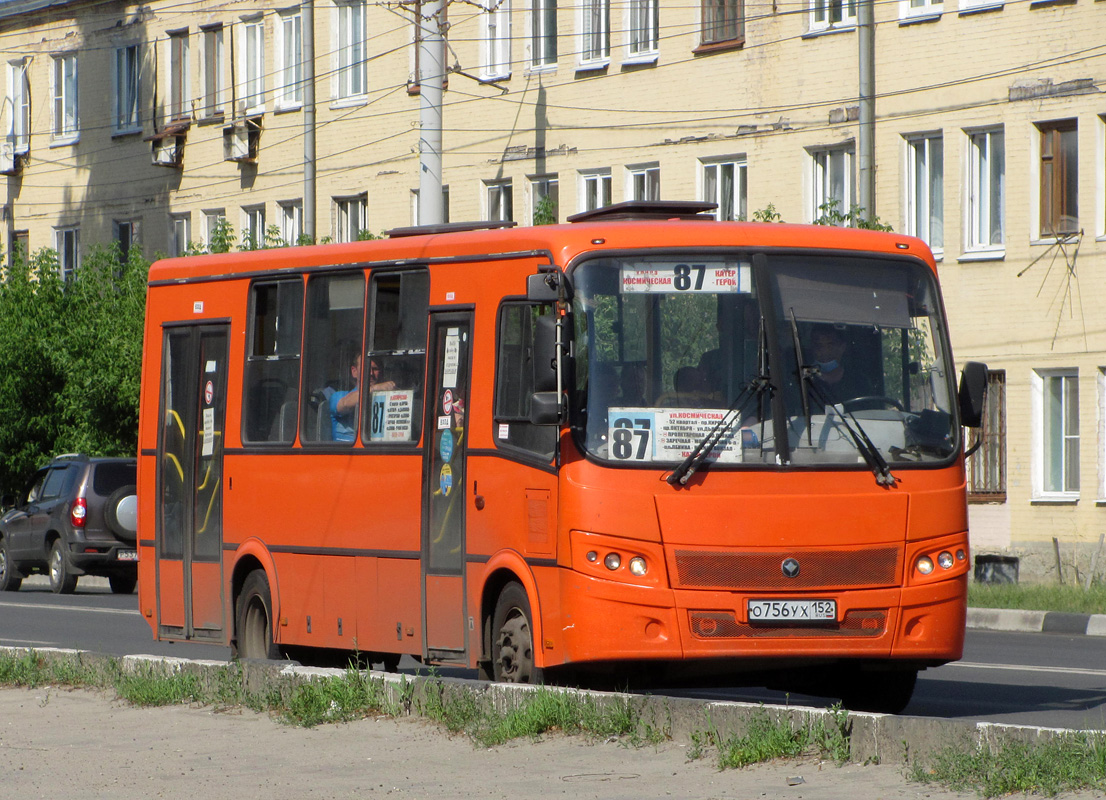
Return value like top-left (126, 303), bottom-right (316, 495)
top-left (364, 270), bottom-right (429, 445)
top-left (494, 302), bottom-right (557, 460)
top-left (242, 279), bottom-right (304, 444)
top-left (301, 273), bottom-right (366, 444)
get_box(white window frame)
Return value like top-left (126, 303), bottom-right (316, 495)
top-left (7, 58), bottom-right (30, 153)
top-left (242, 204), bottom-right (266, 249)
top-left (335, 0), bottom-right (367, 102)
top-left (334, 193), bottom-right (367, 242)
top-left (201, 25), bottom-right (226, 118)
top-left (481, 0), bottom-right (512, 80)
top-left (277, 9), bottom-right (304, 109)
top-left (958, 0), bottom-right (1002, 12)
top-left (203, 209), bottom-right (227, 249)
top-left (529, 174), bottom-right (558, 223)
top-left (113, 219), bottom-right (139, 260)
top-left (810, 145), bottom-right (855, 224)
top-left (528, 0), bottom-right (557, 70)
top-left (627, 163), bottom-right (660, 202)
top-left (809, 0), bottom-right (856, 32)
top-left (411, 186), bottom-right (450, 225)
top-left (965, 126), bottom-right (1004, 256)
top-left (51, 53), bottom-right (78, 143)
top-left (904, 133), bottom-right (943, 257)
top-left (167, 31), bottom-right (190, 122)
top-left (168, 213), bottom-right (191, 257)
top-left (1033, 368), bottom-right (1080, 501)
top-left (54, 226), bottom-right (79, 280)
top-left (579, 169), bottom-right (612, 212)
top-left (486, 179), bottom-right (514, 221)
top-left (280, 200), bottom-right (303, 245)
top-left (899, 0), bottom-right (942, 21)
top-left (113, 43), bottom-right (141, 134)
top-left (578, 0), bottom-right (610, 68)
top-left (241, 16), bottom-right (266, 114)
top-left (700, 156), bottom-right (747, 221)
top-left (626, 0), bottom-right (659, 62)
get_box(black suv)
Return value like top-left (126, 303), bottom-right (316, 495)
top-left (0, 454), bottom-right (138, 594)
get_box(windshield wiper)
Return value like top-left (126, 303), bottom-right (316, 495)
top-left (668, 372), bottom-right (770, 487)
top-left (802, 376), bottom-right (898, 487)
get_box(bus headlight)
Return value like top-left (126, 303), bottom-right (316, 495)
top-left (937, 551), bottom-right (954, 570)
top-left (629, 557), bottom-right (647, 577)
top-left (604, 553), bottom-right (621, 570)
top-left (916, 556), bottom-right (934, 575)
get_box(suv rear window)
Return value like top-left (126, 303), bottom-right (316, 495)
top-left (92, 462), bottom-right (136, 495)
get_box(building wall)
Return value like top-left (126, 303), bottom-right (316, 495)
top-left (1, 0), bottom-right (1103, 580)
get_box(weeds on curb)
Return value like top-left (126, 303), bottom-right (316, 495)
top-left (967, 582), bottom-right (1106, 615)
top-left (689, 705), bottom-right (851, 770)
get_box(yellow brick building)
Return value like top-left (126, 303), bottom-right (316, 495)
top-left (0, 0), bottom-right (1103, 579)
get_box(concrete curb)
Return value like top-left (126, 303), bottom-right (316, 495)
top-left (1, 645), bottom-right (1097, 766)
top-left (967, 607), bottom-right (1106, 636)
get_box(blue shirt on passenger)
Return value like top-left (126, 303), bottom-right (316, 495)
top-left (328, 389), bottom-right (355, 442)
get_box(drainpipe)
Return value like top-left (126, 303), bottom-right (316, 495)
top-left (303, 0), bottom-right (317, 241)
top-left (858, 0), bottom-right (876, 223)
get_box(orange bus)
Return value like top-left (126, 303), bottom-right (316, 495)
top-left (137, 201), bottom-right (986, 713)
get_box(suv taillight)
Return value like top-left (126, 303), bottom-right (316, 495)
top-left (70, 497), bottom-right (87, 528)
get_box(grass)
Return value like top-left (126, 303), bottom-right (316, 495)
top-left (687, 706), bottom-right (852, 770)
top-left (968, 581), bottom-right (1106, 614)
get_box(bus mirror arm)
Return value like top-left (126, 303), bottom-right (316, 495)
top-left (958, 362), bottom-right (988, 428)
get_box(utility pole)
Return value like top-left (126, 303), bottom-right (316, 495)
top-left (857, 0), bottom-right (875, 223)
top-left (418, 0), bottom-right (445, 225)
top-left (303, 0), bottom-right (317, 241)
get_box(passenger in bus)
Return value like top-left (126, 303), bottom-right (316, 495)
top-left (327, 351), bottom-right (397, 442)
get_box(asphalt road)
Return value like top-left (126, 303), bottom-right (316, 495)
top-left (3, 576), bottom-right (1106, 730)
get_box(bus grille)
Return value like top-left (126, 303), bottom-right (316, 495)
top-left (673, 547), bottom-right (900, 590)
top-left (689, 609), bottom-right (887, 639)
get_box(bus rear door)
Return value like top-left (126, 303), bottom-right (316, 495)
top-left (155, 323), bottom-right (229, 641)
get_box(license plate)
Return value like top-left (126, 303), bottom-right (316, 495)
top-left (116, 550), bottom-right (138, 562)
top-left (748, 599), bottom-right (836, 623)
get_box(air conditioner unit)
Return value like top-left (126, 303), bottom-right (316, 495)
top-left (0, 141), bottom-right (22, 175)
top-left (152, 138), bottom-right (182, 168)
top-left (223, 120), bottom-right (256, 163)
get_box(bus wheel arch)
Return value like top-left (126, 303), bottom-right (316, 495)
top-left (479, 563), bottom-right (543, 684)
top-left (229, 549), bottom-right (279, 659)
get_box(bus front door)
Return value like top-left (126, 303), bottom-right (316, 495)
top-left (156, 324), bottom-right (229, 642)
top-left (422, 313), bottom-right (472, 659)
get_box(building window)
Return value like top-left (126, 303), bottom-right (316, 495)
top-left (487, 180), bottom-right (514, 221)
top-left (482, 0), bottom-right (511, 79)
top-left (113, 220), bottom-right (139, 260)
top-left (114, 44), bottom-right (141, 133)
top-left (810, 0), bottom-right (856, 31)
top-left (168, 213), bottom-right (191, 257)
top-left (54, 226), bottom-right (79, 280)
top-left (168, 31), bottom-right (189, 121)
top-left (1038, 120), bottom-right (1077, 239)
top-left (580, 0), bottom-right (610, 65)
top-left (530, 175), bottom-right (558, 223)
top-left (581, 169), bottom-right (612, 211)
top-left (628, 164), bottom-right (660, 202)
top-left (628, 0), bottom-right (659, 59)
top-left (278, 10), bottom-right (304, 108)
top-left (968, 370), bottom-right (1006, 501)
top-left (530, 0), bottom-right (557, 68)
top-left (52, 53), bottom-right (78, 141)
top-left (242, 205), bottom-right (266, 250)
top-left (701, 158), bottom-right (746, 221)
top-left (701, 0), bottom-right (743, 46)
top-left (966, 127), bottom-right (1004, 253)
top-left (905, 134), bottom-right (943, 254)
top-left (336, 1), bottom-right (367, 99)
top-left (201, 25), bottom-right (225, 118)
top-left (203, 209), bottom-right (226, 250)
top-left (7, 58), bottom-right (30, 153)
top-left (1034, 369), bottom-right (1079, 498)
top-left (411, 186), bottom-right (450, 224)
top-left (811, 145), bottom-right (854, 224)
top-left (280, 201), bottom-right (303, 245)
top-left (335, 194), bottom-right (367, 242)
top-left (242, 16), bottom-right (265, 112)
top-left (900, 0), bottom-right (942, 19)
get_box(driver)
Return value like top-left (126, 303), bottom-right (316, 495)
top-left (808, 324), bottom-right (877, 405)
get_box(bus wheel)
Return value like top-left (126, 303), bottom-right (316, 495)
top-left (236, 570), bottom-right (280, 660)
top-left (491, 582), bottom-right (542, 684)
top-left (839, 668), bottom-right (918, 714)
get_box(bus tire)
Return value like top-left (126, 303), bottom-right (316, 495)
top-left (491, 582), bottom-right (542, 684)
top-left (839, 667), bottom-right (918, 714)
top-left (48, 540), bottom-right (77, 594)
top-left (0, 538), bottom-right (21, 592)
top-left (235, 570), bottom-right (280, 660)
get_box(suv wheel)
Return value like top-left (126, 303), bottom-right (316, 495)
top-left (48, 540), bottom-right (77, 594)
top-left (0, 538), bottom-right (21, 592)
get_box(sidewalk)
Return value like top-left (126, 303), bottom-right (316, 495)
top-left (966, 607), bottom-right (1106, 636)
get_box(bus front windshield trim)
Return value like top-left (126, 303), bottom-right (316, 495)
top-left (570, 252), bottom-right (958, 471)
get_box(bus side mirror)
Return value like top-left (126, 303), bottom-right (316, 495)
top-left (527, 270), bottom-right (572, 303)
top-left (530, 391), bottom-right (562, 425)
top-left (533, 313), bottom-right (558, 393)
top-left (958, 361), bottom-right (987, 428)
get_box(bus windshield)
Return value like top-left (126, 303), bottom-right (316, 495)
top-left (570, 252), bottom-right (958, 470)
